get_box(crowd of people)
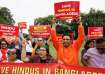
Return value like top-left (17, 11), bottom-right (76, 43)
top-left (0, 17), bottom-right (105, 68)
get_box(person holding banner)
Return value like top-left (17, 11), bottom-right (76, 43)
top-left (51, 17), bottom-right (85, 65)
top-left (0, 38), bottom-right (8, 62)
top-left (31, 38), bottom-right (46, 57)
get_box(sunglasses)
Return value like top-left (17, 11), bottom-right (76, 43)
top-left (7, 52), bottom-right (16, 56)
top-left (1, 43), bottom-right (7, 45)
top-left (38, 40), bottom-right (43, 41)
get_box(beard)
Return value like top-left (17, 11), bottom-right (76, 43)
top-left (97, 48), bottom-right (105, 54)
top-left (63, 42), bottom-right (70, 48)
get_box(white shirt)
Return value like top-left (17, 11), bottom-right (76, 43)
top-left (26, 40), bottom-right (32, 52)
top-left (5, 59), bottom-right (23, 63)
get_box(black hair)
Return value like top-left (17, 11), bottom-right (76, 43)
top-left (84, 40), bottom-right (94, 49)
top-left (96, 37), bottom-right (105, 44)
top-left (45, 44), bottom-right (49, 56)
top-left (15, 48), bottom-right (19, 59)
top-left (62, 33), bottom-right (71, 39)
top-left (0, 38), bottom-right (8, 48)
top-left (96, 38), bottom-right (105, 54)
top-left (7, 48), bottom-right (18, 58)
top-left (32, 42), bottom-right (36, 48)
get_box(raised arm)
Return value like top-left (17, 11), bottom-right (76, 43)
top-left (31, 43), bottom-right (38, 57)
top-left (51, 18), bottom-right (59, 50)
top-left (21, 39), bottom-right (27, 62)
top-left (74, 18), bottom-right (85, 51)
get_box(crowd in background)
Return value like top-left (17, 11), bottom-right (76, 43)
top-left (0, 17), bottom-right (105, 69)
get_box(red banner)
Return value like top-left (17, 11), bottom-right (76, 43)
top-left (88, 27), bottom-right (103, 39)
top-left (30, 25), bottom-right (51, 38)
top-left (1, 63), bottom-right (105, 74)
top-left (54, 1), bottom-right (80, 20)
top-left (0, 24), bottom-right (19, 43)
top-left (0, 24), bottom-right (19, 37)
top-left (18, 22), bottom-right (27, 29)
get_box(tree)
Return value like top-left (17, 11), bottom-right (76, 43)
top-left (34, 15), bottom-right (53, 25)
top-left (81, 8), bottom-right (105, 35)
top-left (0, 7), bottom-right (15, 25)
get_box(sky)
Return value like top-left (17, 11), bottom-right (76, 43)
top-left (0, 0), bottom-right (105, 26)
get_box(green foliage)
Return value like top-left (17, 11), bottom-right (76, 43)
top-left (34, 15), bottom-right (53, 25)
top-left (0, 7), bottom-right (15, 25)
top-left (81, 8), bottom-right (105, 35)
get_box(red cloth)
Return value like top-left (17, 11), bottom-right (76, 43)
top-left (0, 49), bottom-right (8, 61)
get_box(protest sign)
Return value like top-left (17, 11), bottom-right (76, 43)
top-left (30, 25), bottom-right (51, 38)
top-left (54, 1), bottom-right (80, 20)
top-left (88, 27), bottom-right (103, 39)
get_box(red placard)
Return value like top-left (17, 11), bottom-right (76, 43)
top-left (18, 22), bottom-right (27, 29)
top-left (0, 24), bottom-right (19, 36)
top-left (54, 1), bottom-right (80, 20)
top-left (0, 24), bottom-right (19, 43)
top-left (88, 27), bottom-right (103, 39)
top-left (30, 25), bottom-right (51, 38)
top-left (1, 63), bottom-right (105, 74)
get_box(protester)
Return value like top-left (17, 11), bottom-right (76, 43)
top-left (81, 40), bottom-right (94, 66)
top-left (83, 38), bottom-right (105, 68)
top-left (25, 37), bottom-right (33, 56)
top-left (21, 39), bottom-right (57, 63)
top-left (31, 37), bottom-right (47, 56)
top-left (30, 45), bottom-right (57, 63)
top-left (3, 48), bottom-right (23, 63)
top-left (51, 17), bottom-right (85, 65)
top-left (5, 36), bottom-right (22, 60)
top-left (0, 38), bottom-right (8, 62)
top-left (14, 36), bottom-right (22, 60)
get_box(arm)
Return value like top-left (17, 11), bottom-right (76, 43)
top-left (51, 18), bottom-right (59, 50)
top-left (74, 22), bottom-right (85, 51)
top-left (81, 49), bottom-right (89, 66)
top-left (81, 57), bottom-right (89, 66)
top-left (31, 43), bottom-right (38, 57)
top-left (82, 49), bottom-right (92, 66)
top-left (21, 39), bottom-right (27, 62)
top-left (29, 33), bottom-right (33, 44)
top-left (47, 36), bottom-right (57, 59)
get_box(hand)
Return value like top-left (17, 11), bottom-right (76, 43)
top-left (51, 17), bottom-right (57, 30)
top-left (51, 17), bottom-right (56, 24)
top-left (33, 42), bottom-right (38, 49)
top-left (76, 16), bottom-right (82, 24)
top-left (58, 60), bottom-right (64, 64)
top-left (22, 39), bottom-right (27, 49)
top-left (72, 16), bottom-right (82, 24)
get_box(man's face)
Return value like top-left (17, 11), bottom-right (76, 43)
top-left (97, 48), bottom-right (105, 54)
top-left (37, 38), bottom-right (44, 46)
top-left (62, 36), bottom-right (71, 48)
top-left (97, 42), bottom-right (105, 54)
